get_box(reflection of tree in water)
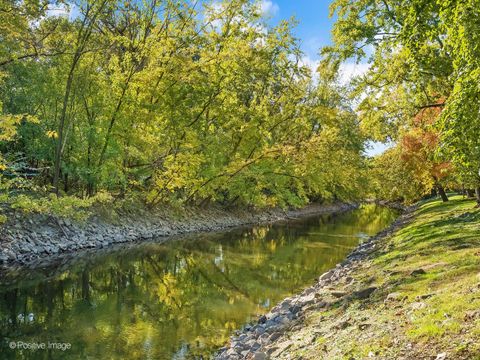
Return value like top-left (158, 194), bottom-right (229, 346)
top-left (0, 205), bottom-right (398, 359)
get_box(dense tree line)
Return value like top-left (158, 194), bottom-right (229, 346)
top-left (326, 0), bottom-right (480, 205)
top-left (3, 0), bottom-right (479, 219)
top-left (0, 0), bottom-right (367, 219)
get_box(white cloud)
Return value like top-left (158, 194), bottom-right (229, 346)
top-left (304, 37), bottom-right (322, 58)
top-left (259, 0), bottom-right (279, 17)
top-left (299, 56), bottom-right (319, 75)
top-left (338, 62), bottom-right (370, 85)
top-left (46, 3), bottom-right (72, 19)
top-left (294, 58), bottom-right (371, 88)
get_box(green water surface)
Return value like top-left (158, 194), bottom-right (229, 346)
top-left (0, 204), bottom-right (398, 359)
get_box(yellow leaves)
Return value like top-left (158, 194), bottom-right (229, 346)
top-left (0, 0), bottom-right (367, 210)
top-left (8, 192), bottom-right (114, 221)
top-left (156, 272), bottom-right (183, 308)
top-left (46, 130), bottom-right (59, 139)
top-left (224, 321), bottom-right (237, 330)
top-left (0, 116), bottom-right (22, 141)
top-left (0, 114), bottom-right (39, 141)
top-left (151, 151), bottom-right (206, 200)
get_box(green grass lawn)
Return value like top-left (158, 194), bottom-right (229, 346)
top-left (278, 196), bottom-right (480, 359)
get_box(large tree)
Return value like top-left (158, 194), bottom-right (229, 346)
top-left (326, 0), bottom-right (480, 204)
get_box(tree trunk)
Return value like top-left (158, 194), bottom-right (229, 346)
top-left (466, 189), bottom-right (475, 198)
top-left (475, 187), bottom-right (480, 207)
top-left (53, 63), bottom-right (76, 195)
top-left (63, 172), bottom-right (69, 193)
top-left (437, 184), bottom-right (449, 202)
top-left (82, 270), bottom-right (90, 302)
top-left (52, 1), bottom-right (107, 195)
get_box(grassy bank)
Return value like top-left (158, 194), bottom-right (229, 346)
top-left (271, 196), bottom-right (480, 359)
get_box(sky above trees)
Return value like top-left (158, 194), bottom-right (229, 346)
top-left (265, 1), bottom-right (369, 80)
top-left (265, 0), bottom-right (385, 156)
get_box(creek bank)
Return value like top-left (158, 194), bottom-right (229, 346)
top-left (0, 202), bottom-right (356, 268)
top-left (215, 206), bottom-right (414, 360)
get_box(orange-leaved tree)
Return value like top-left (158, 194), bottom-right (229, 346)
top-left (400, 102), bottom-right (452, 202)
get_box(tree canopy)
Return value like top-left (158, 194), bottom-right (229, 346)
top-left (1, 0), bottom-right (479, 218)
top-left (325, 0), bottom-right (480, 204)
top-left (0, 0), bottom-right (368, 219)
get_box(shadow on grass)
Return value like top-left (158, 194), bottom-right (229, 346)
top-left (372, 198), bottom-right (480, 272)
top-left (415, 197), bottom-right (476, 217)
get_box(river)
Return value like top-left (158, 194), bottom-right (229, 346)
top-left (0, 204), bottom-right (398, 359)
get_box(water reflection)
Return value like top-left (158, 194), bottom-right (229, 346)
top-left (0, 204), bottom-right (398, 359)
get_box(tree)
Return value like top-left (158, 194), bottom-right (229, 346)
top-left (400, 105), bottom-right (452, 202)
top-left (0, 0), bottom-right (368, 218)
top-left (324, 0), bottom-right (480, 204)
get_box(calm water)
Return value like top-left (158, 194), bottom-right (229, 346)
top-left (0, 204), bottom-right (398, 359)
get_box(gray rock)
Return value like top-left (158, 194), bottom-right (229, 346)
top-left (226, 348), bottom-right (238, 357)
top-left (266, 347), bottom-right (278, 355)
top-left (240, 350), bottom-right (251, 357)
top-left (411, 301), bottom-right (427, 310)
top-left (232, 341), bottom-right (246, 351)
top-left (258, 333), bottom-right (270, 344)
top-left (254, 325), bottom-right (265, 335)
top-left (303, 287), bottom-right (315, 295)
top-left (319, 270), bottom-right (333, 282)
top-left (298, 293), bottom-right (316, 306)
top-left (245, 339), bottom-right (261, 351)
top-left (330, 290), bottom-right (347, 298)
top-left (352, 287), bottom-right (377, 299)
top-left (252, 352), bottom-right (267, 360)
top-left (279, 300), bottom-right (291, 310)
top-left (289, 305), bottom-right (301, 314)
top-left (275, 315), bottom-right (290, 325)
top-left (385, 292), bottom-right (405, 302)
top-left (269, 332), bottom-right (282, 342)
top-left (410, 268), bottom-right (426, 276)
top-left (265, 319), bottom-right (276, 328)
top-left (238, 334), bottom-right (248, 341)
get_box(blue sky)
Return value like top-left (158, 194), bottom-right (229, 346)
top-left (260, 1), bottom-right (388, 156)
top-left (259, 0), bottom-right (370, 86)
top-left (261, 0), bottom-right (334, 59)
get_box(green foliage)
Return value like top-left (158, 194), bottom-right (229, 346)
top-left (325, 0), bottom-right (480, 201)
top-left (10, 191), bottom-right (113, 221)
top-left (0, 0), bottom-right (367, 217)
top-left (369, 146), bottom-right (427, 203)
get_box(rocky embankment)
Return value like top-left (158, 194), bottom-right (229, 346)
top-left (215, 208), bottom-right (414, 360)
top-left (0, 202), bottom-right (355, 267)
